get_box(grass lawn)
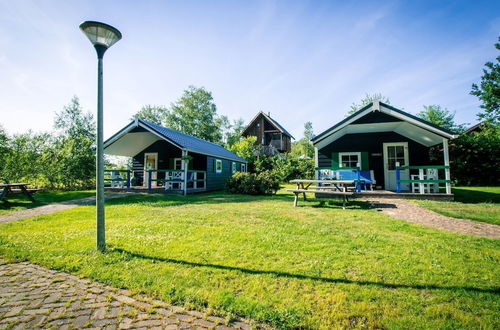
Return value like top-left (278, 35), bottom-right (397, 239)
top-left (414, 186), bottom-right (500, 225)
top-left (0, 190), bottom-right (95, 215)
top-left (0, 188), bottom-right (498, 329)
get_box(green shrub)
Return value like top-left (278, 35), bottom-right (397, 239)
top-left (225, 171), bottom-right (280, 195)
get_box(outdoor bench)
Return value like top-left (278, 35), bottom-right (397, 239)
top-left (287, 189), bottom-right (354, 209)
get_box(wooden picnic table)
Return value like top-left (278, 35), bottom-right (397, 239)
top-left (288, 179), bottom-right (356, 208)
top-left (0, 183), bottom-right (37, 203)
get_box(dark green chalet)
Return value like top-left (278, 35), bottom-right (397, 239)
top-left (104, 119), bottom-right (246, 194)
top-left (311, 101), bottom-right (457, 195)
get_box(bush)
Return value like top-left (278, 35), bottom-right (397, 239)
top-left (225, 171), bottom-right (280, 195)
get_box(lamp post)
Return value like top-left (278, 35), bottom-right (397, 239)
top-left (80, 21), bottom-right (122, 252)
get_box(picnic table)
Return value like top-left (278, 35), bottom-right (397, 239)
top-left (288, 179), bottom-right (356, 208)
top-left (0, 183), bottom-right (37, 203)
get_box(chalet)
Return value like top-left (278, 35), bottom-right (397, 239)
top-left (104, 118), bottom-right (246, 194)
top-left (242, 112), bottom-right (294, 153)
top-left (311, 101), bottom-right (458, 195)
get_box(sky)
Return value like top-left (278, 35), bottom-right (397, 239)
top-left (0, 0), bottom-right (499, 140)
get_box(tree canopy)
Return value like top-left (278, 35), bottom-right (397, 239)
top-left (470, 36), bottom-right (500, 125)
top-left (417, 105), bottom-right (467, 133)
top-left (348, 93), bottom-right (390, 115)
top-left (132, 105), bottom-right (168, 125)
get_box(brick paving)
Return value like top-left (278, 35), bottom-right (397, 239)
top-left (0, 259), bottom-right (260, 329)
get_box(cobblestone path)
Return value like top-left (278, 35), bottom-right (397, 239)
top-left (0, 259), bottom-right (259, 329)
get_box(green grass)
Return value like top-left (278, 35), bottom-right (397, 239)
top-left (414, 186), bottom-right (500, 225)
top-left (0, 189), bottom-right (499, 329)
top-left (0, 190), bottom-right (95, 215)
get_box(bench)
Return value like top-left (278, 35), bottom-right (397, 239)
top-left (287, 189), bottom-right (354, 209)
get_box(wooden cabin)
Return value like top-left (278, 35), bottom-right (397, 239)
top-left (241, 112), bottom-right (294, 153)
top-left (104, 118), bottom-right (247, 194)
top-left (311, 101), bottom-right (457, 195)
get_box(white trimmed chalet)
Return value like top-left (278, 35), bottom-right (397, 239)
top-left (311, 101), bottom-right (458, 195)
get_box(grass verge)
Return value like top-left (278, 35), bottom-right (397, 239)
top-left (0, 189), bottom-right (498, 329)
top-left (414, 186), bottom-right (500, 225)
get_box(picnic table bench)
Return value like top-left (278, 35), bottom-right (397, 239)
top-left (0, 183), bottom-right (38, 203)
top-left (288, 179), bottom-right (355, 209)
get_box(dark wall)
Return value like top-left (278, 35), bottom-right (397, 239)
top-left (132, 140), bottom-right (182, 185)
top-left (318, 132), bottom-right (433, 188)
top-left (206, 156), bottom-right (245, 191)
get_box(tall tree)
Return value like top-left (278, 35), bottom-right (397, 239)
top-left (348, 93), bottom-right (390, 115)
top-left (132, 105), bottom-right (168, 125)
top-left (165, 86), bottom-right (228, 143)
top-left (417, 105), bottom-right (467, 133)
top-left (225, 118), bottom-right (245, 148)
top-left (291, 122), bottom-right (315, 159)
top-left (0, 125), bottom-right (9, 174)
top-left (54, 96), bottom-right (96, 188)
top-left (471, 36), bottom-right (500, 125)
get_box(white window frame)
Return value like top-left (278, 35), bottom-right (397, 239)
top-left (241, 163), bottom-right (247, 172)
top-left (215, 159), bottom-right (223, 174)
top-left (339, 152), bottom-right (361, 168)
top-left (173, 158), bottom-right (183, 170)
top-left (232, 162), bottom-right (237, 174)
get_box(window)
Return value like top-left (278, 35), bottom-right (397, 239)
top-left (387, 145), bottom-right (406, 170)
top-left (232, 162), bottom-right (237, 174)
top-left (339, 152), bottom-right (361, 168)
top-left (174, 158), bottom-right (183, 170)
top-left (215, 159), bottom-right (223, 173)
top-left (241, 163), bottom-right (247, 172)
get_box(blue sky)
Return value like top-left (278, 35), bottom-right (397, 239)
top-left (0, 0), bottom-right (499, 139)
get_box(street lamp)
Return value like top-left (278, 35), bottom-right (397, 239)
top-left (80, 21), bottom-right (122, 251)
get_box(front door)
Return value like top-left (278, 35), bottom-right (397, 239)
top-left (144, 153), bottom-right (158, 187)
top-left (383, 142), bottom-right (409, 191)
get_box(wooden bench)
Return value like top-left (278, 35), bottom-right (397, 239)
top-left (287, 189), bottom-right (354, 209)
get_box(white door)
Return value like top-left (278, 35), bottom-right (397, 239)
top-left (383, 142), bottom-right (409, 191)
top-left (144, 153), bottom-right (158, 187)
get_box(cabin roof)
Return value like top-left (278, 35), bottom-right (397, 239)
top-left (242, 111), bottom-right (295, 139)
top-left (311, 101), bottom-right (457, 148)
top-left (104, 119), bottom-right (246, 162)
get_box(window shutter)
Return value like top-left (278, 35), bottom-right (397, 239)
top-left (168, 158), bottom-right (174, 169)
top-left (331, 152), bottom-right (339, 169)
top-left (213, 159), bottom-right (216, 172)
top-left (189, 159), bottom-right (194, 170)
top-left (361, 152), bottom-right (369, 170)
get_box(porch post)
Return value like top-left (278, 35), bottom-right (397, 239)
top-left (443, 138), bottom-right (451, 194)
top-left (314, 147), bottom-right (319, 180)
top-left (182, 149), bottom-right (188, 196)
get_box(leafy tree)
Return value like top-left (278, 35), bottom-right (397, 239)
top-left (229, 136), bottom-right (258, 169)
top-left (348, 93), bottom-right (390, 115)
top-left (225, 118), bottom-right (245, 148)
top-left (470, 36), bottom-right (500, 125)
top-left (54, 96), bottom-right (96, 188)
top-left (449, 127), bottom-right (499, 185)
top-left (0, 125), bottom-right (9, 174)
top-left (291, 122), bottom-right (315, 159)
top-left (165, 86), bottom-right (228, 144)
top-left (132, 105), bottom-right (168, 125)
top-left (417, 105), bottom-right (467, 133)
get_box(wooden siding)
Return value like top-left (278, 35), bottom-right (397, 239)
top-left (242, 113), bottom-right (292, 153)
top-left (318, 132), bottom-right (434, 188)
top-left (206, 156), bottom-right (245, 191)
top-left (131, 140), bottom-right (182, 185)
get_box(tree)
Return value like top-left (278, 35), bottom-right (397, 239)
top-left (417, 105), bottom-right (467, 133)
top-left (0, 125), bottom-right (9, 174)
top-left (291, 122), bottom-right (315, 159)
top-left (225, 118), bottom-right (245, 148)
top-left (470, 36), bottom-right (500, 125)
top-left (54, 96), bottom-right (96, 188)
top-left (132, 105), bottom-right (168, 125)
top-left (348, 93), bottom-right (390, 115)
top-left (165, 86), bottom-right (228, 144)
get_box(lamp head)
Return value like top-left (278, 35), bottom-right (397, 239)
top-left (80, 21), bottom-right (122, 57)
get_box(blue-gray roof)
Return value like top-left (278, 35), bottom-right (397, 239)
top-left (140, 120), bottom-right (245, 162)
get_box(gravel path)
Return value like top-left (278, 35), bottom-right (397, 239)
top-left (0, 258), bottom-right (258, 329)
top-left (0, 193), bottom-right (137, 224)
top-left (362, 197), bottom-right (500, 239)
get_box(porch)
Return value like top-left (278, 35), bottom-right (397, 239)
top-left (104, 169), bottom-right (207, 194)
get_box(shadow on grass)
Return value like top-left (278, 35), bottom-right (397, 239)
top-left (453, 188), bottom-right (500, 204)
top-left (111, 248), bottom-right (499, 295)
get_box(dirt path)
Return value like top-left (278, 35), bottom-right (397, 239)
top-left (361, 197), bottom-right (500, 239)
top-left (0, 258), bottom-right (257, 329)
top-left (0, 193), bottom-right (137, 224)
